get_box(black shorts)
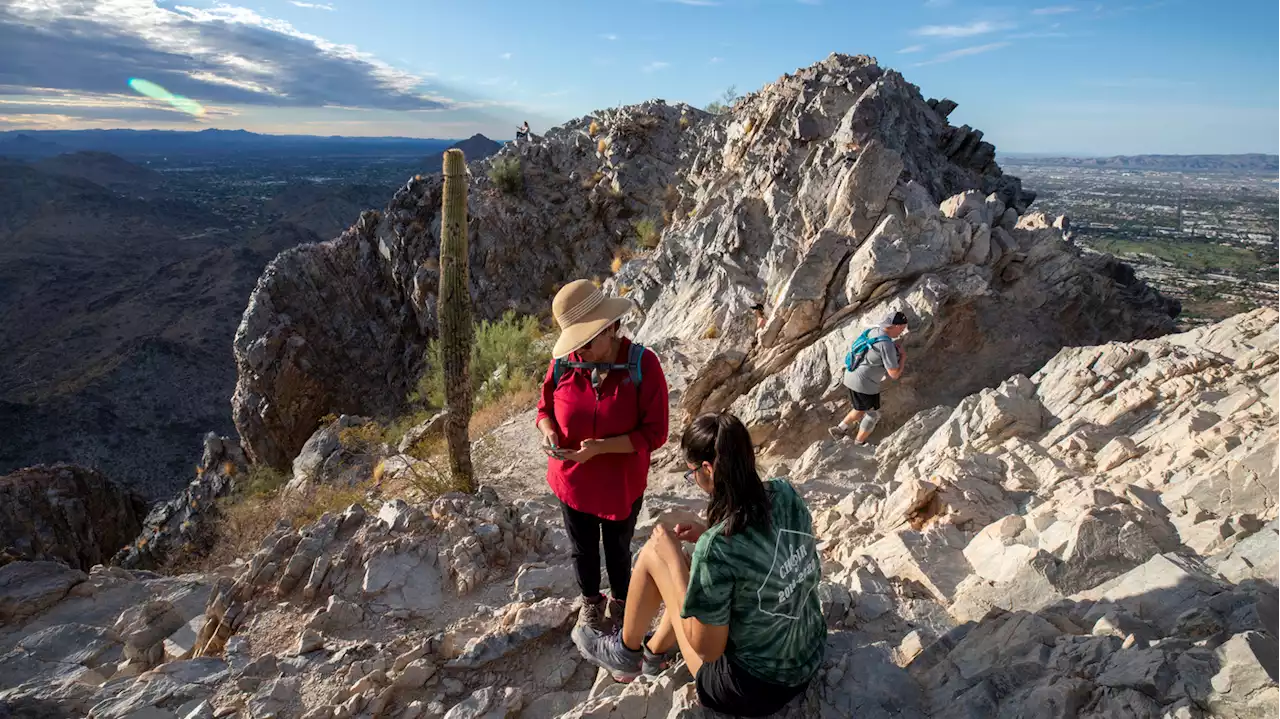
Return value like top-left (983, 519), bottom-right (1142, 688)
top-left (847, 389), bottom-right (881, 411)
top-left (695, 655), bottom-right (809, 717)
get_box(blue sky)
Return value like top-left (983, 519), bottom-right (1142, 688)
top-left (0, 0), bottom-right (1276, 154)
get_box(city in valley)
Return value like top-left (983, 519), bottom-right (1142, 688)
top-left (1004, 157), bottom-right (1279, 327)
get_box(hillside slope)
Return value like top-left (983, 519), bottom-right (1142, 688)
top-left (0, 158), bottom-right (317, 497)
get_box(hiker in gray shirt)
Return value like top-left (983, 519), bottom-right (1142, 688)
top-left (829, 311), bottom-right (909, 446)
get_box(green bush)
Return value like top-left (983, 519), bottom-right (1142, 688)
top-left (634, 218), bottom-right (660, 249)
top-left (239, 465), bottom-right (287, 498)
top-left (412, 311), bottom-right (548, 410)
top-left (488, 157), bottom-right (523, 195)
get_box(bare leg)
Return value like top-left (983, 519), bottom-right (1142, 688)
top-left (647, 609), bottom-right (677, 654)
top-left (840, 408), bottom-right (865, 427)
top-left (854, 427), bottom-right (872, 443)
top-left (619, 531), bottom-right (706, 676)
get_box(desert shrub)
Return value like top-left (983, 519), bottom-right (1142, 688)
top-left (487, 156), bottom-right (523, 195)
top-left (588, 120), bottom-right (601, 137)
top-left (679, 115), bottom-right (690, 130)
top-left (597, 137), bottom-right (611, 155)
top-left (703, 324), bottom-right (721, 339)
top-left (705, 85), bottom-right (739, 115)
top-left (338, 421), bottom-right (386, 453)
top-left (240, 465), bottom-right (288, 498)
top-left (634, 218), bottom-right (660, 249)
top-left (413, 311), bottom-right (548, 411)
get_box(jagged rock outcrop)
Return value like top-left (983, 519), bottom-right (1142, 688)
top-left (231, 52), bottom-right (1175, 471)
top-left (113, 434), bottom-right (248, 570)
top-left (0, 464), bottom-right (147, 570)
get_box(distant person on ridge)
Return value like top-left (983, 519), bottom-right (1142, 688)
top-left (828, 311), bottom-right (909, 446)
top-left (572, 412), bottom-right (825, 716)
top-left (537, 280), bottom-right (670, 633)
top-left (516, 121), bottom-right (530, 143)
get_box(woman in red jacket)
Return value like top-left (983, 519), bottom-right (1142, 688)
top-left (537, 280), bottom-right (670, 632)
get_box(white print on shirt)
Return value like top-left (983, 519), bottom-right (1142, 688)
top-left (757, 528), bottom-right (819, 620)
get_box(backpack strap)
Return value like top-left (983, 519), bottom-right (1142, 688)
top-left (627, 343), bottom-right (646, 387)
top-left (549, 344), bottom-right (647, 389)
top-left (845, 329), bottom-right (893, 371)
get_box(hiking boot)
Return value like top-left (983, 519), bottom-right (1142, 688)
top-left (853, 438), bottom-right (876, 448)
top-left (828, 425), bottom-right (848, 440)
top-left (578, 594), bottom-right (608, 632)
top-left (572, 625), bottom-right (642, 683)
top-left (642, 633), bottom-right (678, 676)
top-left (606, 596), bottom-right (626, 628)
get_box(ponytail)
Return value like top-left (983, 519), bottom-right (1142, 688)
top-left (681, 412), bottom-right (770, 536)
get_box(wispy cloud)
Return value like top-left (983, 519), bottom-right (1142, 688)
top-left (0, 1), bottom-right (453, 112)
top-left (1032, 4), bottom-right (1077, 14)
top-left (1008, 30), bottom-right (1070, 38)
top-left (913, 20), bottom-right (1014, 37)
top-left (709, 56), bottom-right (723, 63)
top-left (897, 44), bottom-right (926, 54)
top-left (913, 41), bottom-right (1011, 66)
top-left (499, 52), bottom-right (512, 60)
top-left (289, 1), bottom-right (334, 9)
top-left (600, 33), bottom-right (618, 41)
top-left (641, 61), bottom-right (671, 73)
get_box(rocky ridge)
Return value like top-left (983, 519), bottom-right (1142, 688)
top-left (1, 309), bottom-right (1275, 718)
top-left (230, 53), bottom-right (1177, 470)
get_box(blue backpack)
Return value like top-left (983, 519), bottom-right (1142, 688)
top-left (552, 343), bottom-right (647, 388)
top-left (844, 329), bottom-right (893, 372)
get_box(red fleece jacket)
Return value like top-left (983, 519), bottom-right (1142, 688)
top-left (536, 338), bottom-right (669, 521)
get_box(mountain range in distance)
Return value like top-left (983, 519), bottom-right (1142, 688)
top-left (0, 128), bottom-right (507, 161)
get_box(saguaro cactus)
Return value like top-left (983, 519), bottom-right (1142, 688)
top-left (438, 148), bottom-right (474, 492)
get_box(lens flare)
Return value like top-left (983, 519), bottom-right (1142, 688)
top-left (128, 78), bottom-right (205, 116)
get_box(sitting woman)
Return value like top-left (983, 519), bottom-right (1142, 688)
top-left (573, 412), bottom-right (826, 717)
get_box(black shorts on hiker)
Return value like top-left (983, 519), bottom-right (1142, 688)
top-left (695, 655), bottom-right (809, 717)
top-left (847, 389), bottom-right (881, 411)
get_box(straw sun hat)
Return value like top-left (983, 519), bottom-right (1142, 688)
top-left (551, 279), bottom-right (635, 359)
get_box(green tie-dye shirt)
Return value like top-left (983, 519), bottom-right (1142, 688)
top-left (681, 479), bottom-right (825, 687)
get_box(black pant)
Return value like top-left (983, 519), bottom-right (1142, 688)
top-left (560, 497), bottom-right (643, 601)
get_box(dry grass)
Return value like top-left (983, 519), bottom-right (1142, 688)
top-left (703, 324), bottom-right (721, 339)
top-left (470, 386), bottom-right (538, 439)
top-left (588, 120), bottom-right (601, 137)
top-left (679, 115), bottom-right (690, 130)
top-left (166, 477), bottom-right (375, 574)
top-left (582, 170), bottom-right (605, 190)
top-left (597, 137), bottom-right (611, 155)
top-left (619, 284), bottom-right (632, 297)
top-left (744, 118), bottom-right (755, 134)
top-left (611, 247), bottom-right (633, 274)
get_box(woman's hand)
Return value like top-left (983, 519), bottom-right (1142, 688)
top-left (560, 438), bottom-right (604, 464)
top-left (674, 522), bottom-right (707, 543)
top-left (538, 421), bottom-right (563, 459)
